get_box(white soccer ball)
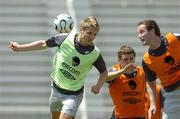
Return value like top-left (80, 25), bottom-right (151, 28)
top-left (53, 14), bottom-right (74, 33)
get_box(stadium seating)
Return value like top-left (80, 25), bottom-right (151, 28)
top-left (0, 0), bottom-right (179, 119)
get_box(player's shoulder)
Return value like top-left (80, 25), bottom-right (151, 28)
top-left (52, 33), bottom-right (69, 46)
top-left (136, 65), bottom-right (144, 71)
top-left (55, 33), bottom-right (69, 37)
top-left (173, 33), bottom-right (180, 40)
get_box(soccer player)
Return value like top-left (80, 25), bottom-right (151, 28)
top-left (110, 83), bottom-right (166, 119)
top-left (9, 16), bottom-right (108, 119)
top-left (137, 19), bottom-right (180, 119)
top-left (107, 45), bottom-right (147, 119)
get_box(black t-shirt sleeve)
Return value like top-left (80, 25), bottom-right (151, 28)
top-left (93, 54), bottom-right (107, 73)
top-left (142, 60), bottom-right (157, 82)
top-left (160, 90), bottom-right (165, 108)
top-left (46, 34), bottom-right (68, 47)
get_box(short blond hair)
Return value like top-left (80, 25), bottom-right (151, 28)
top-left (80, 16), bottom-right (100, 32)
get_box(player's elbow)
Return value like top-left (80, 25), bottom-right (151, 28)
top-left (38, 40), bottom-right (48, 49)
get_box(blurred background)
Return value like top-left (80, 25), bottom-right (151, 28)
top-left (0, 0), bottom-right (180, 119)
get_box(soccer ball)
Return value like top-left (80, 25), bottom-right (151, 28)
top-left (53, 14), bottom-right (74, 33)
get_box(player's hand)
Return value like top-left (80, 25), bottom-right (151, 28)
top-left (91, 85), bottom-right (100, 95)
top-left (148, 104), bottom-right (156, 119)
top-left (9, 41), bottom-right (19, 51)
top-left (122, 63), bottom-right (137, 73)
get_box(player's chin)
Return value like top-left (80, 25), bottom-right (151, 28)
top-left (142, 42), bottom-right (147, 46)
top-left (86, 38), bottom-right (93, 42)
top-left (85, 40), bottom-right (93, 45)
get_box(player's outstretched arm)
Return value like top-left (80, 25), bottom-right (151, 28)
top-left (9, 40), bottom-right (48, 52)
top-left (107, 63), bottom-right (137, 81)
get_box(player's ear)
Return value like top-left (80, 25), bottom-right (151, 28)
top-left (149, 28), bottom-right (155, 34)
top-left (117, 58), bottom-right (121, 63)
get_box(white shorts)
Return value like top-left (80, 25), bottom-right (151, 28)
top-left (162, 88), bottom-right (180, 119)
top-left (49, 86), bottom-right (83, 116)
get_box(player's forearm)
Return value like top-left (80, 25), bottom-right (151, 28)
top-left (147, 81), bottom-right (157, 106)
top-left (17, 40), bottom-right (48, 51)
top-left (96, 71), bottom-right (108, 89)
top-left (107, 69), bottom-right (124, 81)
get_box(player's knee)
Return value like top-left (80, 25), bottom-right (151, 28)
top-left (60, 112), bottom-right (74, 119)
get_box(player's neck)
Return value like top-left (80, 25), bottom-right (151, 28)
top-left (150, 36), bottom-right (161, 50)
top-left (76, 34), bottom-right (91, 46)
